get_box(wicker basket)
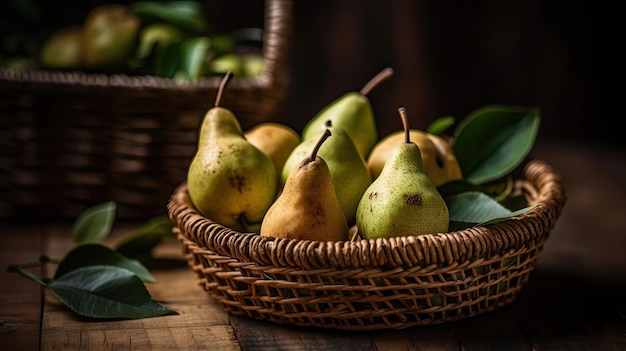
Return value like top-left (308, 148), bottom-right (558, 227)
top-left (0, 0), bottom-right (292, 220)
top-left (167, 159), bottom-right (566, 330)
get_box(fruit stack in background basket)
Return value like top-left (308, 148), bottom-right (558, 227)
top-left (0, 0), bottom-right (292, 219)
top-left (167, 68), bottom-right (566, 330)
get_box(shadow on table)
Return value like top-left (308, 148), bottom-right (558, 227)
top-left (226, 269), bottom-right (626, 350)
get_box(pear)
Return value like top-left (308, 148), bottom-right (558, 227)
top-left (206, 53), bottom-right (243, 77)
top-left (356, 107), bottom-right (449, 239)
top-left (261, 130), bottom-right (348, 241)
top-left (244, 122), bottom-right (301, 178)
top-left (367, 130), bottom-right (463, 186)
top-left (81, 4), bottom-right (141, 71)
top-left (301, 67), bottom-right (393, 158)
top-left (187, 72), bottom-right (277, 232)
top-left (282, 121), bottom-right (372, 225)
top-left (240, 53), bottom-right (266, 77)
top-left (39, 26), bottom-right (84, 70)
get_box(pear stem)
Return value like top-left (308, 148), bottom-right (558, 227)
top-left (359, 67), bottom-right (394, 96)
top-left (215, 71), bottom-right (233, 107)
top-left (308, 129), bottom-right (332, 164)
top-left (398, 107), bottom-right (410, 144)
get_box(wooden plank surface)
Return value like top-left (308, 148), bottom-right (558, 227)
top-left (1, 141), bottom-right (625, 350)
top-left (0, 224), bottom-right (44, 351)
top-left (39, 223), bottom-right (240, 351)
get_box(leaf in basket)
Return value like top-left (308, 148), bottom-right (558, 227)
top-left (48, 265), bottom-right (177, 319)
top-left (154, 41), bottom-right (181, 78)
top-left (499, 194), bottom-right (530, 212)
top-left (426, 116), bottom-right (455, 135)
top-left (179, 36), bottom-right (211, 80)
top-left (54, 243), bottom-right (156, 283)
top-left (115, 216), bottom-right (174, 259)
top-left (452, 105), bottom-right (540, 184)
top-left (130, 1), bottom-right (209, 33)
top-left (446, 191), bottom-right (535, 228)
top-left (72, 201), bottom-right (117, 244)
top-left (438, 175), bottom-right (514, 202)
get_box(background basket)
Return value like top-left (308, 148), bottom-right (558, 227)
top-left (0, 0), bottom-right (292, 220)
top-left (167, 159), bottom-right (566, 331)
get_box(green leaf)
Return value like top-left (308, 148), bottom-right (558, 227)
top-left (154, 41), bottom-right (181, 78)
top-left (54, 244), bottom-right (156, 283)
top-left (48, 266), bottom-right (177, 319)
top-left (452, 105), bottom-right (540, 184)
top-left (438, 175), bottom-right (514, 202)
top-left (426, 116), bottom-right (455, 135)
top-left (446, 191), bottom-right (535, 226)
top-left (115, 216), bottom-right (174, 259)
top-left (130, 1), bottom-right (209, 33)
top-left (179, 36), bottom-right (211, 80)
top-left (72, 201), bottom-right (117, 244)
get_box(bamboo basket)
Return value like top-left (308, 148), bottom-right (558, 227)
top-left (167, 159), bottom-right (566, 330)
top-left (0, 0), bottom-right (292, 220)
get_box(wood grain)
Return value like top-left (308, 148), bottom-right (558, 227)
top-left (1, 141), bottom-right (626, 350)
top-left (0, 224), bottom-right (44, 351)
top-left (39, 223), bottom-right (240, 351)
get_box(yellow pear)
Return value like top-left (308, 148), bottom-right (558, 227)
top-left (367, 130), bottom-right (462, 187)
top-left (187, 73), bottom-right (277, 232)
top-left (244, 122), bottom-right (300, 178)
top-left (260, 130), bottom-right (348, 241)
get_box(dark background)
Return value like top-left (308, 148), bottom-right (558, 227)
top-left (277, 0), bottom-right (597, 148)
top-left (2, 0), bottom-right (597, 147)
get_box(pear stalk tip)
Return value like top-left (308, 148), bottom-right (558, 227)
top-left (309, 129), bottom-right (332, 164)
top-left (215, 71), bottom-right (233, 107)
top-left (360, 67), bottom-right (393, 96)
top-left (398, 107), bottom-right (410, 144)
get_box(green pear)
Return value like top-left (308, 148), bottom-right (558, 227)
top-left (81, 4), bottom-right (141, 70)
top-left (240, 53), bottom-right (265, 77)
top-left (206, 53), bottom-right (243, 77)
top-left (301, 67), bottom-right (393, 158)
top-left (187, 73), bottom-right (277, 232)
top-left (356, 107), bottom-right (449, 239)
top-left (261, 130), bottom-right (348, 241)
top-left (282, 121), bottom-right (371, 225)
top-left (39, 26), bottom-right (83, 70)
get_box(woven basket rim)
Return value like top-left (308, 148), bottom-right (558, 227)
top-left (167, 158), bottom-right (566, 270)
top-left (0, 0), bottom-right (292, 91)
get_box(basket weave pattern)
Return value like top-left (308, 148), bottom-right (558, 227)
top-left (0, 0), bottom-right (292, 219)
top-left (168, 159), bottom-right (566, 330)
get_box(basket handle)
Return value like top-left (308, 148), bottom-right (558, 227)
top-left (261, 0), bottom-right (293, 87)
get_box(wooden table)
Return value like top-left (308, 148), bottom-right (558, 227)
top-left (2, 140), bottom-right (625, 350)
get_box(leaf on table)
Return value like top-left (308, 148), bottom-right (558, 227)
top-left (48, 265), bottom-right (178, 319)
top-left (72, 201), bottom-right (117, 244)
top-left (446, 191), bottom-right (535, 228)
top-left (115, 216), bottom-right (174, 259)
top-left (54, 243), bottom-right (156, 283)
top-left (452, 105), bottom-right (540, 184)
